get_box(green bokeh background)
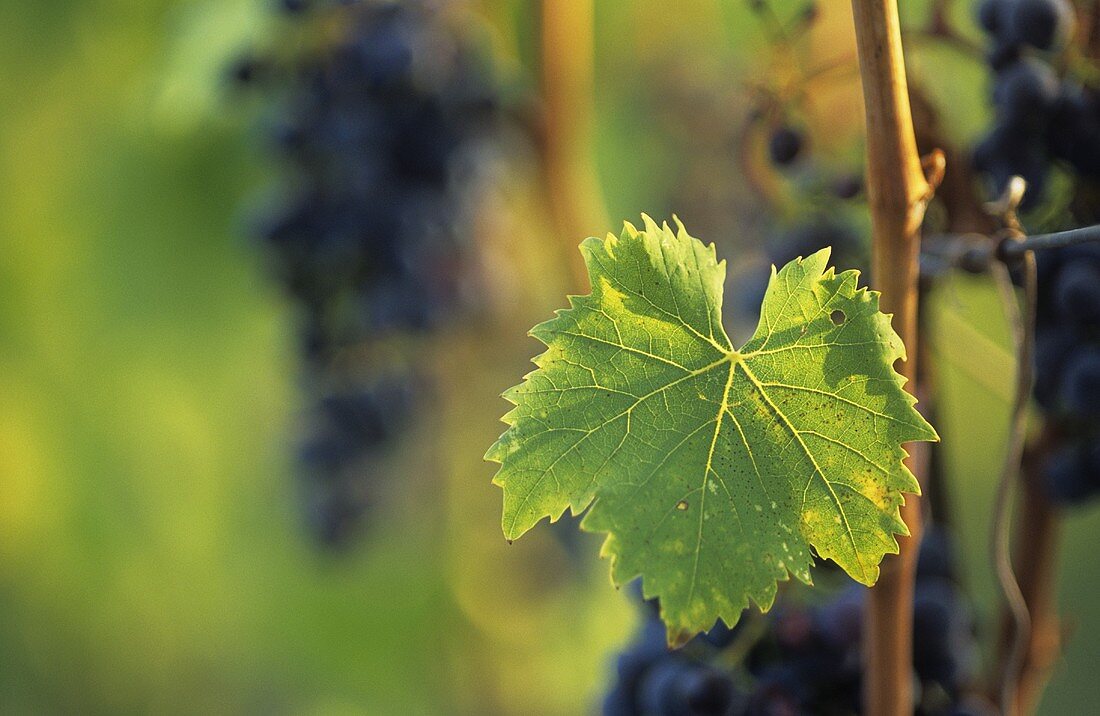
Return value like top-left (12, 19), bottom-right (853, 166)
top-left (1, 1), bottom-right (1098, 713)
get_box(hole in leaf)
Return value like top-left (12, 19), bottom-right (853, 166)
top-left (830, 309), bottom-right (846, 326)
top-left (676, 500), bottom-right (689, 511)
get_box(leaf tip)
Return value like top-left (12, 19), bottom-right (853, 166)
top-left (666, 629), bottom-right (694, 650)
top-left (500, 513), bottom-right (527, 543)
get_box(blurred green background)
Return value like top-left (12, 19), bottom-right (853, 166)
top-left (2, 1), bottom-right (1099, 713)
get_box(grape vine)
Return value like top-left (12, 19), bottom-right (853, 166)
top-left (233, 0), bottom-right (1100, 711)
top-left (490, 1), bottom-right (1100, 713)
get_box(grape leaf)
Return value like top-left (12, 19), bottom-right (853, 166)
top-left (486, 216), bottom-right (938, 643)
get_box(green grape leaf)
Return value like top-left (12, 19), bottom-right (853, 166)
top-left (486, 216), bottom-right (938, 643)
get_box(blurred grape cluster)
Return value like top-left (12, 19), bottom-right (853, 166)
top-left (1034, 243), bottom-right (1100, 503)
top-left (237, 0), bottom-right (506, 545)
top-left (973, 0), bottom-right (1082, 210)
top-left (604, 526), bottom-right (987, 716)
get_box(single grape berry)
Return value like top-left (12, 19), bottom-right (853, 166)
top-left (1053, 261), bottom-right (1100, 328)
top-left (992, 59), bottom-right (1059, 120)
top-left (917, 525), bottom-right (955, 581)
top-left (1033, 326), bottom-right (1078, 409)
top-left (1011, 0), bottom-right (1074, 51)
top-left (279, 0), bottom-right (309, 14)
top-left (1043, 444), bottom-right (1099, 504)
top-left (977, 0), bottom-right (1008, 35)
top-left (832, 174), bottom-right (862, 200)
top-left (912, 578), bottom-right (970, 691)
top-left (747, 667), bottom-right (804, 714)
top-left (683, 669), bottom-right (742, 714)
top-left (972, 124), bottom-right (1049, 209)
top-left (987, 40), bottom-right (1021, 72)
top-left (638, 660), bottom-right (740, 716)
top-left (768, 126), bottom-right (805, 166)
top-left (636, 659), bottom-right (689, 715)
top-left (604, 618), bottom-right (671, 715)
top-left (1060, 346), bottom-right (1100, 417)
top-left (228, 54), bottom-right (267, 86)
top-left (1048, 87), bottom-right (1100, 178)
top-left (815, 584), bottom-right (864, 652)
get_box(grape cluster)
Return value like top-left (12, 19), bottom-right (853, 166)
top-left (972, 0), bottom-right (1089, 209)
top-left (239, 0), bottom-right (502, 544)
top-left (604, 616), bottom-right (747, 716)
top-left (603, 527), bottom-right (987, 715)
top-left (1033, 242), bottom-right (1100, 504)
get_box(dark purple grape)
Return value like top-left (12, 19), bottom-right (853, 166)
top-left (1043, 444), bottom-right (1100, 504)
top-left (815, 585), bottom-right (863, 652)
top-left (987, 41), bottom-right (1021, 72)
top-left (917, 525), bottom-right (955, 581)
top-left (748, 666), bottom-right (804, 715)
top-left (1011, 0), bottom-right (1074, 50)
top-left (977, 0), bottom-right (1009, 35)
top-left (1048, 87), bottom-right (1100, 177)
top-left (279, 0), bottom-right (310, 14)
top-left (604, 617), bottom-right (674, 715)
top-left (831, 174), bottom-right (862, 200)
top-left (772, 606), bottom-right (814, 653)
top-left (973, 60), bottom-right (1058, 210)
top-left (637, 660), bottom-right (691, 714)
top-left (1053, 261), bottom-right (1100, 328)
top-left (992, 59), bottom-right (1059, 120)
top-left (1033, 326), bottom-right (1078, 409)
top-left (638, 659), bottom-right (740, 716)
top-left (1060, 345), bottom-right (1100, 417)
top-left (357, 26), bottom-right (415, 92)
top-left (624, 618), bottom-right (671, 672)
top-left (972, 123), bottom-right (1049, 208)
top-left (602, 686), bottom-right (633, 716)
top-left (683, 669), bottom-right (742, 715)
top-left (912, 578), bottom-right (970, 692)
top-left (768, 126), bottom-right (805, 166)
top-left (228, 54), bottom-right (268, 86)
